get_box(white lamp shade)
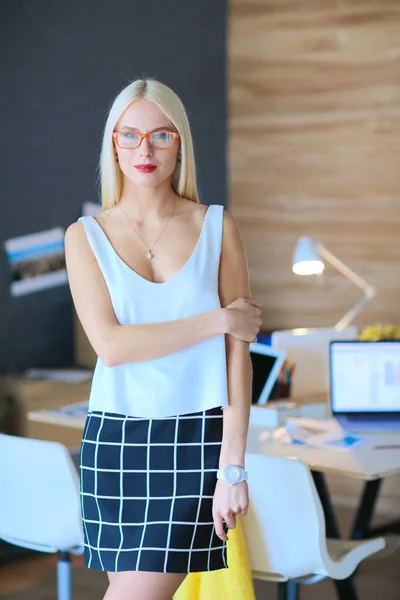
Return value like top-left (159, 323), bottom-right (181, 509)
top-left (292, 237), bottom-right (324, 276)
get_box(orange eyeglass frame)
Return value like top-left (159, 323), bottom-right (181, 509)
top-left (112, 130), bottom-right (180, 149)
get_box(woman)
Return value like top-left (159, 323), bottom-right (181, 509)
top-left (65, 78), bottom-right (261, 600)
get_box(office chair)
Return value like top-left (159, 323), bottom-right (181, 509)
top-left (242, 453), bottom-right (385, 600)
top-left (0, 433), bottom-right (84, 600)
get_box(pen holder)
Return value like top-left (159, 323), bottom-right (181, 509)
top-left (270, 380), bottom-right (291, 400)
top-left (269, 358), bottom-right (295, 400)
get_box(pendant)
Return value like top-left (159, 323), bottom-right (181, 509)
top-left (147, 252), bottom-right (153, 259)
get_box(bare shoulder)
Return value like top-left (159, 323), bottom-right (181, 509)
top-left (222, 208), bottom-right (238, 230)
top-left (64, 220), bottom-right (95, 268)
top-left (64, 220), bottom-right (91, 252)
top-left (176, 197), bottom-right (208, 219)
top-left (65, 220), bottom-right (82, 239)
top-left (221, 209), bottom-right (244, 251)
top-left (175, 202), bottom-right (243, 250)
top-left (218, 208), bottom-right (250, 304)
top-left (93, 207), bottom-right (118, 227)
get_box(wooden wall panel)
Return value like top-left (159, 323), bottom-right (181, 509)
top-left (229, 0), bottom-right (400, 330)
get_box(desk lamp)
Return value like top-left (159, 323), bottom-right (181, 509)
top-left (292, 237), bottom-right (376, 331)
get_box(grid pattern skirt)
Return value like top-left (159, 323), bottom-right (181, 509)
top-left (79, 406), bottom-right (228, 573)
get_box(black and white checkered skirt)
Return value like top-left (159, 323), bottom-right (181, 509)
top-left (79, 406), bottom-right (227, 573)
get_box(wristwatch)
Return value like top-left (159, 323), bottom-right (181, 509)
top-left (217, 465), bottom-right (248, 486)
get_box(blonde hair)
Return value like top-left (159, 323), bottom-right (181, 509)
top-left (99, 78), bottom-right (199, 209)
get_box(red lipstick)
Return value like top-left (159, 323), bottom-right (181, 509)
top-left (134, 164), bottom-right (157, 173)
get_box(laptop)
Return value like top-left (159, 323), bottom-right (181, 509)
top-left (249, 342), bottom-right (286, 405)
top-left (330, 340), bottom-right (400, 431)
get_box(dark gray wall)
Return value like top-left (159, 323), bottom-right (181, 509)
top-left (0, 0), bottom-right (227, 373)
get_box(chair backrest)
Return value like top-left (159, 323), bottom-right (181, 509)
top-left (242, 453), bottom-right (328, 579)
top-left (0, 434), bottom-right (83, 552)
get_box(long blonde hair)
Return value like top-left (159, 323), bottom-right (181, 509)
top-left (99, 78), bottom-right (199, 209)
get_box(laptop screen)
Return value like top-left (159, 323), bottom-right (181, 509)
top-left (249, 342), bottom-right (286, 405)
top-left (330, 341), bottom-right (400, 413)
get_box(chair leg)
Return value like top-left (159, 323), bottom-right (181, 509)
top-left (57, 551), bottom-right (72, 600)
top-left (334, 578), bottom-right (358, 600)
top-left (277, 581), bottom-right (300, 600)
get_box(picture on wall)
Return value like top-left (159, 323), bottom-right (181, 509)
top-left (4, 227), bottom-right (67, 297)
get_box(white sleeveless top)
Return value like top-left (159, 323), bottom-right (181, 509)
top-left (78, 204), bottom-right (229, 418)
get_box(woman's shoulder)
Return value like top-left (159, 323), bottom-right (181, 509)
top-left (177, 198), bottom-right (228, 221)
top-left (64, 219), bottom-right (93, 265)
top-left (175, 197), bottom-right (207, 228)
top-left (219, 208), bottom-right (241, 247)
top-left (65, 219), bottom-right (85, 243)
top-left (177, 201), bottom-right (238, 240)
top-left (64, 208), bottom-right (111, 252)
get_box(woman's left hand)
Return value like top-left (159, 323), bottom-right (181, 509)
top-left (212, 479), bottom-right (249, 541)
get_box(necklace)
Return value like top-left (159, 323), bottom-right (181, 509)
top-left (119, 199), bottom-right (176, 260)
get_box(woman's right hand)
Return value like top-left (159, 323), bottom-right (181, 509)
top-left (224, 298), bottom-right (262, 342)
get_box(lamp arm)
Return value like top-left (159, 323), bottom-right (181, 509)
top-left (316, 244), bottom-right (376, 332)
top-left (334, 296), bottom-right (374, 331)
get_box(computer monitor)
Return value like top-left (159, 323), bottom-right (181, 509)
top-left (249, 342), bottom-right (286, 405)
top-left (330, 340), bottom-right (400, 430)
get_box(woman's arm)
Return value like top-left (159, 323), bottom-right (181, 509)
top-left (65, 221), bottom-right (259, 367)
top-left (213, 210), bottom-right (258, 541)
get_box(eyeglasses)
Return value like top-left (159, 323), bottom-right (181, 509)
top-left (112, 130), bottom-right (180, 150)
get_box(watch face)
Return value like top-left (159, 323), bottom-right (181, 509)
top-left (225, 465), bottom-right (241, 484)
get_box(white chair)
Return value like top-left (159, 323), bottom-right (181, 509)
top-left (243, 453), bottom-right (385, 599)
top-left (0, 433), bottom-right (84, 600)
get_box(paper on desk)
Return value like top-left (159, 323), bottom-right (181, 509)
top-left (274, 418), bottom-right (370, 450)
top-left (28, 399), bottom-right (89, 428)
top-left (56, 399), bottom-right (89, 416)
top-left (24, 369), bottom-right (93, 383)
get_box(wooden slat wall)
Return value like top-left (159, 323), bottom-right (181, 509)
top-left (229, 0), bottom-right (400, 330)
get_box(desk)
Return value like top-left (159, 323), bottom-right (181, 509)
top-left (0, 374), bottom-right (91, 437)
top-left (28, 408), bottom-right (400, 600)
top-left (247, 428), bottom-right (400, 600)
top-left (27, 406), bottom-right (86, 448)
top-left (247, 428), bottom-right (400, 481)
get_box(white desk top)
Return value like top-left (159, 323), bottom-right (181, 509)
top-left (28, 408), bottom-right (86, 429)
top-left (247, 427), bottom-right (400, 481)
top-left (28, 406), bottom-right (400, 482)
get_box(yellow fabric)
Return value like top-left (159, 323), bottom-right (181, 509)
top-left (173, 516), bottom-right (255, 600)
